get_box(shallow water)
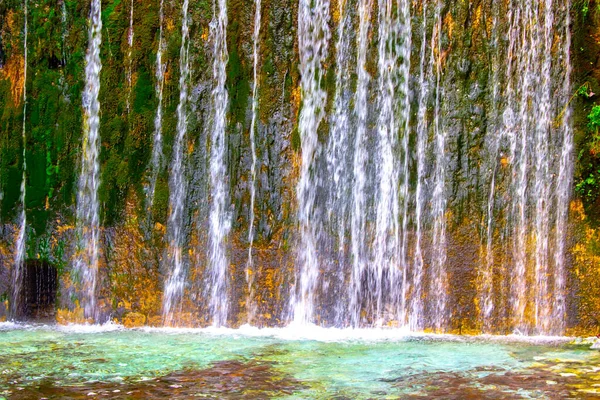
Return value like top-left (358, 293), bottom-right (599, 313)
top-left (0, 324), bottom-right (598, 399)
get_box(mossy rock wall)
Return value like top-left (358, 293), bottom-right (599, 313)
top-left (0, 0), bottom-right (598, 333)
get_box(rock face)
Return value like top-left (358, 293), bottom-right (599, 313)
top-left (0, 0), bottom-right (598, 335)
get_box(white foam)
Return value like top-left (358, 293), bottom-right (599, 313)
top-left (138, 324), bottom-right (573, 344)
top-left (55, 321), bottom-right (125, 333)
top-left (0, 321), bottom-right (577, 344)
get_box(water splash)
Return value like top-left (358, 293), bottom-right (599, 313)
top-left (246, 0), bottom-right (261, 325)
top-left (291, 0), bottom-right (330, 325)
top-left (163, 0), bottom-right (191, 325)
top-left (147, 0), bottom-right (166, 211)
top-left (349, 0), bottom-right (373, 327)
top-left (11, 0), bottom-right (28, 319)
top-left (207, 0), bottom-right (232, 327)
top-left (429, 0), bottom-right (448, 331)
top-left (74, 0), bottom-right (103, 320)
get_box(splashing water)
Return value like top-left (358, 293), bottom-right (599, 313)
top-left (207, 0), bottom-right (232, 327)
top-left (11, 0), bottom-right (28, 319)
top-left (246, 0), bottom-right (261, 324)
top-left (74, 0), bottom-right (102, 320)
top-left (291, 0), bottom-right (331, 325)
top-left (163, 0), bottom-right (191, 325)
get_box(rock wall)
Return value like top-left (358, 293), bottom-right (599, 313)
top-left (0, 0), bottom-right (598, 334)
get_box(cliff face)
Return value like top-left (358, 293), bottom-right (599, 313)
top-left (0, 0), bottom-right (597, 334)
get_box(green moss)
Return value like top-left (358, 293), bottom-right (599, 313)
top-left (291, 125), bottom-right (300, 152)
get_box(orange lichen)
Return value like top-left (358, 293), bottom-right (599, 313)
top-left (0, 56), bottom-right (25, 105)
top-left (122, 312), bottom-right (147, 328)
top-left (56, 301), bottom-right (93, 325)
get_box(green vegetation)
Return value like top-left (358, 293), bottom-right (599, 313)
top-left (576, 104), bottom-right (600, 216)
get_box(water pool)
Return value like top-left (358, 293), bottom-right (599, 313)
top-left (1, 323), bottom-right (598, 399)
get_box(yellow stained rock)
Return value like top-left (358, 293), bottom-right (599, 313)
top-left (122, 312), bottom-right (146, 328)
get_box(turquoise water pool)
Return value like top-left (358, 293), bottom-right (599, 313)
top-left (1, 323), bottom-right (598, 399)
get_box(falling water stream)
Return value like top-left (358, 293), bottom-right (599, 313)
top-left (326, 0), bottom-right (352, 325)
top-left (553, 0), bottom-right (573, 335)
top-left (74, 0), bottom-right (102, 320)
top-left (207, 0), bottom-right (231, 327)
top-left (163, 0), bottom-right (191, 325)
top-left (481, 4), bottom-right (501, 333)
top-left (147, 0), bottom-right (166, 210)
top-left (2, 0), bottom-right (576, 335)
top-left (11, 0), bottom-right (28, 318)
top-left (349, 0), bottom-right (373, 327)
top-left (125, 0), bottom-right (134, 114)
top-left (410, 1), bottom-right (430, 331)
top-left (246, 0), bottom-right (261, 324)
top-left (292, 0), bottom-right (330, 325)
top-left (429, 0), bottom-right (448, 331)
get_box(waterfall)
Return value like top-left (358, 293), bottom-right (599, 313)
top-left (246, 0), bottom-right (261, 324)
top-left (125, 0), bottom-right (134, 114)
top-left (487, 0), bottom-right (573, 335)
top-left (409, 1), bottom-right (431, 331)
top-left (429, 0), bottom-right (448, 331)
top-left (397, 0), bottom-right (412, 326)
top-left (0, 0), bottom-right (576, 335)
top-left (74, 0), bottom-right (102, 320)
top-left (349, 0), bottom-right (373, 327)
top-left (553, 0), bottom-right (573, 335)
top-left (533, 0), bottom-right (554, 333)
top-left (291, 0), bottom-right (330, 325)
top-left (163, 0), bottom-right (191, 325)
top-left (373, 0), bottom-right (405, 325)
top-left (11, 0), bottom-right (28, 319)
top-left (147, 0), bottom-right (166, 211)
top-left (481, 3), bottom-right (502, 333)
top-left (61, 0), bottom-right (68, 64)
top-left (326, 0), bottom-right (352, 325)
top-left (207, 0), bottom-right (231, 327)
